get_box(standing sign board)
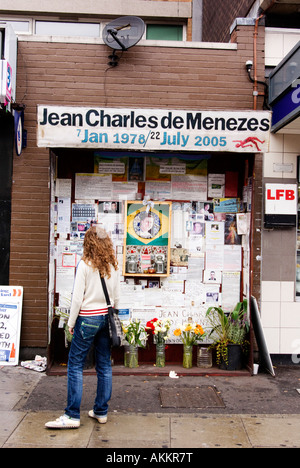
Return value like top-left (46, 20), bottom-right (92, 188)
top-left (0, 286), bottom-right (23, 366)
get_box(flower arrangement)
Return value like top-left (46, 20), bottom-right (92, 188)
top-left (121, 318), bottom-right (148, 348)
top-left (174, 322), bottom-right (206, 368)
top-left (173, 322), bottom-right (205, 346)
top-left (146, 317), bottom-right (171, 344)
top-left (122, 318), bottom-right (148, 368)
top-left (146, 317), bottom-right (172, 367)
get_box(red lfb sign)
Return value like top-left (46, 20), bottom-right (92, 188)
top-left (265, 183), bottom-right (297, 215)
top-left (266, 188), bottom-right (296, 200)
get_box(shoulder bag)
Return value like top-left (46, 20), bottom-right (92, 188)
top-left (100, 274), bottom-right (123, 347)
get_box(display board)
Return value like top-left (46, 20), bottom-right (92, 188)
top-left (0, 286), bottom-right (23, 366)
top-left (50, 151), bottom-right (253, 346)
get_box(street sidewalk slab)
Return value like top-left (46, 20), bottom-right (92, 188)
top-left (2, 411), bottom-right (300, 448)
top-left (1, 365), bottom-right (300, 448)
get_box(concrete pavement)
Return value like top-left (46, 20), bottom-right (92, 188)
top-left (1, 364), bottom-right (300, 448)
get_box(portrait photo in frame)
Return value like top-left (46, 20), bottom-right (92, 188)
top-left (123, 201), bottom-right (172, 277)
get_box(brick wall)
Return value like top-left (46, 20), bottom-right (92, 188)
top-left (202, 0), bottom-right (255, 42)
top-left (12, 24), bottom-right (265, 348)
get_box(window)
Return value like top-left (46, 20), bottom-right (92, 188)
top-left (146, 24), bottom-right (183, 41)
top-left (35, 21), bottom-right (100, 38)
top-left (0, 20), bottom-right (30, 34)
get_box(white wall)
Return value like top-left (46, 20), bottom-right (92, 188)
top-left (262, 133), bottom-right (300, 354)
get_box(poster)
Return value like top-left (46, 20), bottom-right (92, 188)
top-left (205, 221), bottom-right (225, 244)
top-left (75, 173), bottom-right (112, 200)
top-left (112, 182), bottom-right (138, 200)
top-left (55, 178), bottom-right (72, 198)
top-left (222, 272), bottom-right (240, 311)
top-left (214, 198), bottom-right (240, 213)
top-left (171, 175), bottom-right (207, 201)
top-left (94, 154), bottom-right (128, 182)
top-left (123, 201), bottom-right (171, 276)
top-left (57, 197), bottom-right (71, 234)
top-left (0, 286), bottom-right (23, 366)
top-left (208, 174), bottom-right (225, 198)
top-left (145, 181), bottom-right (172, 200)
top-left (206, 245), bottom-right (224, 270)
top-left (224, 245), bottom-right (242, 271)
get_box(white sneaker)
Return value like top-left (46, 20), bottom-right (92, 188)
top-left (88, 410), bottom-right (107, 424)
top-left (45, 414), bottom-right (80, 429)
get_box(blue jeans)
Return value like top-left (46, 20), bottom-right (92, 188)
top-left (65, 315), bottom-right (112, 420)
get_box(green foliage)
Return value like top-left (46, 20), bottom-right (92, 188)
top-left (206, 300), bottom-right (249, 365)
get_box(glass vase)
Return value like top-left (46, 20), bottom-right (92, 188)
top-left (197, 346), bottom-right (212, 368)
top-left (124, 344), bottom-right (130, 367)
top-left (156, 342), bottom-right (166, 367)
top-left (128, 344), bottom-right (138, 368)
top-left (183, 344), bottom-right (193, 368)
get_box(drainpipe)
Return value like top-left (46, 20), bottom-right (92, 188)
top-left (253, 14), bottom-right (264, 110)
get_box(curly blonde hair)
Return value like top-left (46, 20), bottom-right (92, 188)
top-left (82, 226), bottom-right (118, 278)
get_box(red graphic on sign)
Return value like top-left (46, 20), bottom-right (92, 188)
top-left (233, 137), bottom-right (265, 151)
top-left (12, 288), bottom-right (22, 297)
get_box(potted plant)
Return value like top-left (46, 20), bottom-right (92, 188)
top-left (121, 318), bottom-right (148, 368)
top-left (146, 317), bottom-right (171, 367)
top-left (173, 322), bottom-right (206, 368)
top-left (205, 300), bottom-right (249, 370)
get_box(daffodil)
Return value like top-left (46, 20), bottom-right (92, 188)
top-left (173, 322), bottom-right (206, 345)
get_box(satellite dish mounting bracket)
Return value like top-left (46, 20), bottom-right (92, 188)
top-left (107, 28), bottom-right (128, 51)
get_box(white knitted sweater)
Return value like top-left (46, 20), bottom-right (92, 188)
top-left (68, 260), bottom-right (120, 328)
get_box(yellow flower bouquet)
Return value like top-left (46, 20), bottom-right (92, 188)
top-left (174, 322), bottom-right (206, 368)
top-left (173, 322), bottom-right (205, 346)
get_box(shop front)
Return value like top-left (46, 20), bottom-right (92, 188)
top-left (39, 105), bottom-right (271, 372)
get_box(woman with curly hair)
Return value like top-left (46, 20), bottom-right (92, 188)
top-left (46, 226), bottom-right (120, 429)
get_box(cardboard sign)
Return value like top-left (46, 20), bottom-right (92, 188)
top-left (0, 286), bottom-right (23, 366)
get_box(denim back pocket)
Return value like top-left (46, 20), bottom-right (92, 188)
top-left (80, 321), bottom-right (100, 340)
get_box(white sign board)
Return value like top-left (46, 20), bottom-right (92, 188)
top-left (37, 106), bottom-right (271, 153)
top-left (265, 183), bottom-right (297, 215)
top-left (0, 286), bottom-right (23, 366)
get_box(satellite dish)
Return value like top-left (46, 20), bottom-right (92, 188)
top-left (103, 16), bottom-right (145, 51)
